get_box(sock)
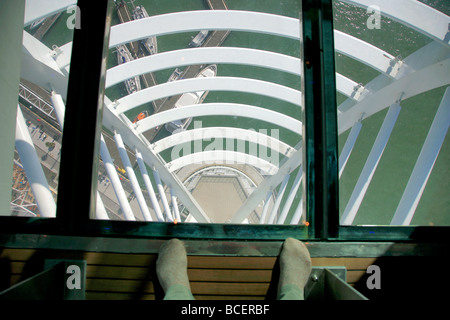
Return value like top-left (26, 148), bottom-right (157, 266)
top-left (156, 239), bottom-right (191, 293)
top-left (277, 238), bottom-right (312, 297)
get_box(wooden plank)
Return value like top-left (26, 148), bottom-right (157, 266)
top-left (347, 270), bottom-right (366, 284)
top-left (188, 256), bottom-right (277, 270)
top-left (85, 278), bottom-right (155, 293)
top-left (0, 248), bottom-right (37, 261)
top-left (190, 282), bottom-right (270, 296)
top-left (85, 291), bottom-right (155, 300)
top-left (188, 269), bottom-right (272, 283)
top-left (86, 265), bottom-right (273, 283)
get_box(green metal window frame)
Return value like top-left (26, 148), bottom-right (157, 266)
top-left (0, 0), bottom-right (448, 244)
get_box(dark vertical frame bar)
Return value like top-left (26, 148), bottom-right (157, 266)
top-left (56, 0), bottom-right (112, 233)
top-left (302, 0), bottom-right (339, 240)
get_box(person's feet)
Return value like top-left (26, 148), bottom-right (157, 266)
top-left (156, 239), bottom-right (191, 293)
top-left (278, 238), bottom-right (312, 294)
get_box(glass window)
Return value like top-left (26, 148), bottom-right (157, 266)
top-left (334, 0), bottom-right (450, 227)
top-left (91, 0), bottom-right (307, 230)
top-left (4, 2), bottom-right (78, 218)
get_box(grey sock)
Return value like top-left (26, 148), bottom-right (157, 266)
top-left (278, 238), bottom-right (312, 294)
top-left (156, 239), bottom-right (191, 293)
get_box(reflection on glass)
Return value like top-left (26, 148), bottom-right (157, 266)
top-left (93, 0), bottom-right (306, 226)
top-left (7, 4), bottom-right (77, 217)
top-left (334, 1), bottom-right (450, 226)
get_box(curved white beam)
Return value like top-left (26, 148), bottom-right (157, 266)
top-left (338, 58), bottom-right (450, 134)
top-left (134, 103), bottom-right (303, 136)
top-left (167, 150), bottom-right (279, 175)
top-left (341, 0), bottom-right (450, 45)
top-left (152, 126), bottom-right (295, 156)
top-left (105, 47), bottom-right (301, 89)
top-left (115, 77), bottom-right (302, 114)
top-left (334, 30), bottom-right (401, 76)
top-left (109, 10), bottom-right (300, 48)
top-left (336, 73), bottom-right (370, 100)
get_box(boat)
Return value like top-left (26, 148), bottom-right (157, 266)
top-left (133, 111), bottom-right (149, 123)
top-left (165, 64), bottom-right (217, 134)
top-left (189, 30), bottom-right (209, 48)
top-left (30, 18), bottom-right (46, 29)
top-left (132, 5), bottom-right (158, 55)
top-left (168, 68), bottom-right (183, 82)
top-left (116, 44), bottom-right (142, 95)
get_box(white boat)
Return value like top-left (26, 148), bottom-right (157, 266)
top-left (168, 68), bottom-right (183, 82)
top-left (165, 65), bottom-right (217, 134)
top-left (116, 44), bottom-right (142, 95)
top-left (30, 18), bottom-right (46, 29)
top-left (189, 30), bottom-right (209, 48)
top-left (132, 5), bottom-right (158, 55)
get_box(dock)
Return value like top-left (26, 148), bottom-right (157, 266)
top-left (115, 1), bottom-right (161, 112)
top-left (32, 12), bottom-right (62, 41)
top-left (142, 0), bottom-right (231, 142)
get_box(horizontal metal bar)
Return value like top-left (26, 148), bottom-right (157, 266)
top-left (0, 233), bottom-right (448, 257)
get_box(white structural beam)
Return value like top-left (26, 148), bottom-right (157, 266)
top-left (277, 166), bottom-right (303, 224)
top-left (340, 103), bottom-right (401, 225)
top-left (114, 131), bottom-right (153, 221)
top-left (170, 189), bottom-right (181, 222)
top-left (99, 134), bottom-right (135, 221)
top-left (21, 31), bottom-right (68, 98)
top-left (290, 197), bottom-right (304, 225)
top-left (95, 192), bottom-right (109, 220)
top-left (338, 58), bottom-right (450, 134)
top-left (106, 47), bottom-right (301, 89)
top-left (50, 91), bottom-right (66, 129)
top-left (115, 77), bottom-right (302, 114)
top-left (135, 103), bottom-right (303, 136)
top-left (341, 0), bottom-right (450, 45)
top-left (107, 49), bottom-right (356, 103)
top-left (339, 120), bottom-right (363, 178)
top-left (24, 0), bottom-right (77, 26)
top-left (167, 150), bottom-right (279, 175)
top-left (258, 192), bottom-right (273, 224)
top-left (15, 106), bottom-right (56, 217)
top-left (102, 98), bottom-right (211, 223)
top-left (336, 73), bottom-right (370, 100)
top-left (135, 150), bottom-right (165, 222)
top-left (152, 169), bottom-right (173, 222)
top-left (1, 0), bottom-right (25, 216)
top-left (152, 126), bottom-right (294, 157)
top-left (337, 41), bottom-right (449, 116)
top-left (109, 10), bottom-right (300, 47)
top-left (333, 30), bottom-right (401, 77)
top-left (231, 142), bottom-right (303, 223)
top-left (267, 173), bottom-right (290, 224)
top-left (391, 87), bottom-right (450, 225)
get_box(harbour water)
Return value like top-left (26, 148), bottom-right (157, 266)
top-left (35, 0), bottom-right (449, 225)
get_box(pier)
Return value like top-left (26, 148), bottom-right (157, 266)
top-left (115, 1), bottom-right (160, 111)
top-left (134, 0), bottom-right (231, 142)
top-left (32, 12), bottom-right (62, 41)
